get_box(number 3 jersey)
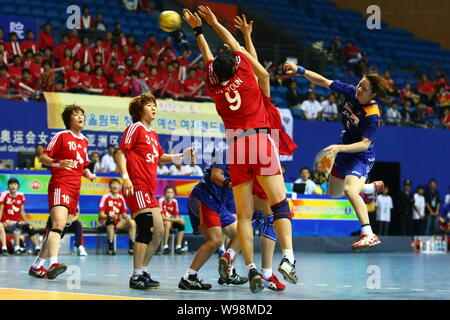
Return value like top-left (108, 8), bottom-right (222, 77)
top-left (118, 121), bottom-right (164, 194)
top-left (44, 130), bottom-right (90, 191)
top-left (329, 80), bottom-right (381, 159)
top-left (205, 51), bottom-right (270, 131)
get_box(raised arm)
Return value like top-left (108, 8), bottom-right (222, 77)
top-left (197, 5), bottom-right (241, 53)
top-left (234, 15), bottom-right (257, 60)
top-left (182, 9), bottom-right (213, 64)
top-left (284, 61), bottom-right (333, 88)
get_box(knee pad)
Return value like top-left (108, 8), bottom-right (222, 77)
top-left (22, 223), bottom-right (37, 236)
top-left (134, 212), bottom-right (153, 244)
top-left (252, 210), bottom-right (265, 230)
top-left (50, 228), bottom-right (64, 239)
top-left (177, 223), bottom-right (185, 232)
top-left (12, 222), bottom-right (21, 233)
top-left (261, 215), bottom-right (278, 241)
top-left (105, 216), bottom-right (115, 226)
top-left (271, 199), bottom-right (292, 221)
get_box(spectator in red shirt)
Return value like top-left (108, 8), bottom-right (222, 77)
top-left (161, 35), bottom-right (175, 54)
top-left (160, 47), bottom-right (176, 64)
top-left (436, 86), bottom-right (450, 108)
top-left (90, 38), bottom-right (105, 63)
top-left (93, 53), bottom-right (104, 69)
top-left (196, 60), bottom-right (206, 81)
top-left (29, 54), bottom-right (43, 82)
top-left (21, 30), bottom-right (39, 54)
top-left (65, 59), bottom-right (83, 92)
top-left (81, 6), bottom-right (96, 30)
top-left (147, 66), bottom-right (162, 97)
top-left (80, 63), bottom-right (93, 91)
top-left (126, 35), bottom-right (136, 55)
top-left (53, 34), bottom-right (69, 62)
top-left (136, 56), bottom-right (153, 76)
top-left (17, 68), bottom-right (36, 100)
top-left (68, 28), bottom-right (80, 50)
top-left (162, 62), bottom-right (182, 99)
top-left (8, 55), bottom-right (23, 87)
top-left (124, 56), bottom-right (134, 75)
top-left (75, 37), bottom-right (94, 65)
top-left (0, 65), bottom-right (10, 96)
top-left (37, 60), bottom-right (55, 92)
top-left (418, 74), bottom-right (436, 106)
top-left (22, 49), bottom-right (34, 69)
top-left (177, 50), bottom-right (191, 67)
top-left (91, 66), bottom-right (107, 92)
top-left (384, 70), bottom-right (397, 94)
top-left (104, 56), bottom-right (119, 78)
top-left (107, 42), bottom-right (122, 63)
top-left (144, 34), bottom-right (160, 54)
top-left (102, 32), bottom-right (113, 50)
top-left (341, 41), bottom-right (362, 64)
top-left (5, 32), bottom-right (23, 57)
top-left (38, 23), bottom-right (55, 51)
top-left (182, 68), bottom-right (203, 100)
top-left (120, 45), bottom-right (130, 63)
top-left (113, 65), bottom-right (131, 96)
top-left (400, 82), bottom-right (421, 104)
top-left (156, 57), bottom-right (167, 74)
top-left (434, 70), bottom-right (449, 89)
top-left (103, 79), bottom-right (119, 96)
top-left (43, 47), bottom-right (56, 69)
top-left (59, 48), bottom-right (73, 71)
top-left (132, 43), bottom-right (144, 65)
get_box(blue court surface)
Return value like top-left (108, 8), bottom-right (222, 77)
top-left (1, 251), bottom-right (450, 300)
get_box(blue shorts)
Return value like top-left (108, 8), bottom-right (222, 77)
top-left (332, 153), bottom-right (375, 179)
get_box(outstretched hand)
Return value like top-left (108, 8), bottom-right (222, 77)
top-left (197, 5), bottom-right (218, 26)
top-left (183, 8), bottom-right (202, 28)
top-left (283, 61), bottom-right (298, 74)
top-left (234, 14), bottom-right (253, 35)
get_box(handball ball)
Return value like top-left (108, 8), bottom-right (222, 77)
top-left (159, 10), bottom-right (181, 32)
top-left (313, 187), bottom-right (323, 195)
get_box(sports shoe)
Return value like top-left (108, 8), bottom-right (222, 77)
top-left (248, 268), bottom-right (264, 293)
top-left (78, 246), bottom-right (88, 256)
top-left (162, 247), bottom-right (171, 255)
top-left (129, 275), bottom-right (148, 290)
top-left (1, 249), bottom-right (9, 256)
top-left (33, 248), bottom-right (41, 256)
top-left (263, 273), bottom-right (286, 291)
top-left (218, 269), bottom-right (248, 285)
top-left (14, 248), bottom-right (24, 256)
top-left (277, 258), bottom-right (298, 284)
top-left (47, 263), bottom-right (67, 280)
top-left (178, 274), bottom-right (212, 290)
top-left (217, 247), bottom-right (226, 258)
top-left (351, 233), bottom-right (381, 251)
top-left (175, 247), bottom-right (185, 255)
top-left (218, 252), bottom-right (232, 279)
top-left (142, 271), bottom-right (160, 288)
top-left (29, 265), bottom-right (48, 278)
top-left (362, 181), bottom-right (384, 204)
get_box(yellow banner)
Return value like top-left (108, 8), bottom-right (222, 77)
top-left (44, 92), bottom-right (225, 137)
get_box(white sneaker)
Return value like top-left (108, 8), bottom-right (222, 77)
top-left (78, 246), bottom-right (88, 256)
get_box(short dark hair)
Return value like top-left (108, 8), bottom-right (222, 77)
top-left (62, 104), bottom-right (85, 129)
top-left (212, 54), bottom-right (236, 82)
top-left (129, 93), bottom-right (157, 123)
top-left (164, 186), bottom-right (175, 193)
top-left (8, 178), bottom-right (19, 187)
top-left (300, 167), bottom-right (311, 174)
top-left (109, 178), bottom-right (121, 187)
top-left (429, 179), bottom-right (437, 184)
top-left (107, 144), bottom-right (116, 150)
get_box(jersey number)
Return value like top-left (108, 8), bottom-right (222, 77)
top-left (68, 141), bottom-right (76, 150)
top-left (225, 90), bottom-right (241, 111)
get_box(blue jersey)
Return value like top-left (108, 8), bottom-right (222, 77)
top-left (191, 163), bottom-right (233, 203)
top-left (330, 80), bottom-right (381, 160)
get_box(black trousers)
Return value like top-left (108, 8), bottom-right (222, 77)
top-left (397, 215), bottom-right (413, 236)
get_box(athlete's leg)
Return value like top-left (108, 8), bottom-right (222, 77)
top-left (0, 223), bottom-right (7, 251)
top-left (328, 175), bottom-right (345, 198)
top-left (176, 229), bottom-right (185, 248)
top-left (253, 196), bottom-right (275, 271)
top-left (47, 206), bottom-right (69, 260)
top-left (222, 221), bottom-right (240, 254)
top-left (163, 220), bottom-right (172, 246)
top-left (344, 175), bottom-right (369, 225)
top-left (142, 207), bottom-right (163, 267)
top-left (190, 225), bottom-right (223, 271)
top-left (106, 224), bottom-right (115, 242)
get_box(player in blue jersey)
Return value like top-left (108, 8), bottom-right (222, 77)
top-left (284, 61), bottom-right (387, 251)
top-left (178, 151), bottom-right (248, 290)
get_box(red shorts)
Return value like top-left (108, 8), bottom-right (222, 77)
top-left (228, 133), bottom-right (281, 186)
top-left (252, 180), bottom-right (268, 199)
top-left (124, 189), bottom-right (158, 214)
top-left (199, 203), bottom-right (221, 229)
top-left (48, 186), bottom-right (80, 215)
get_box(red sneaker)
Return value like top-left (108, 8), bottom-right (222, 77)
top-left (263, 273), bottom-right (286, 291)
top-left (47, 263), bottom-right (67, 280)
top-left (351, 234), bottom-right (381, 251)
top-left (28, 266), bottom-right (48, 278)
top-left (362, 181), bottom-right (384, 204)
top-left (218, 252), bottom-right (232, 279)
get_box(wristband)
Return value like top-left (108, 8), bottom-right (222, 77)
top-left (122, 174), bottom-right (129, 180)
top-left (194, 26), bottom-right (203, 37)
top-left (223, 179), bottom-right (231, 188)
top-left (297, 65), bottom-right (306, 75)
top-left (51, 159), bottom-right (60, 167)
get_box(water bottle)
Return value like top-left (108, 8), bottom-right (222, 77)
top-left (91, 220), bottom-right (97, 228)
top-left (183, 240), bottom-right (188, 253)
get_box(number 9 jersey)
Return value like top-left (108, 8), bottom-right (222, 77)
top-left (44, 130), bottom-right (90, 215)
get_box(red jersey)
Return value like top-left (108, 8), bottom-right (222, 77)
top-left (182, 78), bottom-right (203, 98)
top-left (5, 41), bottom-right (23, 56)
top-left (98, 193), bottom-right (128, 224)
top-left (65, 69), bottom-right (82, 89)
top-left (44, 130), bottom-right (90, 192)
top-left (206, 51), bottom-right (269, 130)
top-left (147, 76), bottom-right (162, 93)
top-left (80, 72), bottom-right (92, 89)
top-left (8, 65), bottom-right (23, 85)
top-left (38, 32), bottom-right (55, 51)
top-left (0, 191), bottom-right (26, 222)
top-left (54, 43), bottom-right (68, 61)
top-left (158, 197), bottom-right (179, 218)
top-left (196, 69), bottom-right (206, 81)
top-left (113, 74), bottom-right (131, 95)
top-left (418, 80), bottom-right (435, 94)
top-left (0, 76), bottom-right (10, 95)
top-left (17, 78), bottom-right (36, 99)
top-left (102, 88), bottom-right (119, 96)
top-left (118, 122), bottom-right (164, 193)
top-left (59, 58), bottom-right (73, 71)
top-left (91, 75), bottom-right (107, 90)
top-left (21, 40), bottom-right (39, 54)
top-left (29, 62), bottom-right (42, 81)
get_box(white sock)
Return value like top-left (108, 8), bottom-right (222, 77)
top-left (261, 268), bottom-right (272, 279)
top-left (226, 248), bottom-right (236, 260)
top-left (132, 268), bottom-right (143, 279)
top-left (35, 246), bottom-right (41, 250)
top-left (2, 245), bottom-right (7, 250)
top-left (361, 224), bottom-right (374, 235)
top-left (246, 263), bottom-right (257, 273)
top-left (48, 256), bottom-right (58, 266)
top-left (183, 268), bottom-right (197, 280)
top-left (219, 245), bottom-right (225, 251)
top-left (176, 245), bottom-right (181, 249)
top-left (14, 245), bottom-right (20, 251)
top-left (362, 183), bottom-right (375, 194)
top-left (32, 257), bottom-right (46, 268)
top-left (282, 249), bottom-right (295, 264)
top-left (163, 245), bottom-right (168, 249)
top-left (142, 265), bottom-right (148, 273)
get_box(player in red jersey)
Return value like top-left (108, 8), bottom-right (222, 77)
top-left (28, 105), bottom-right (96, 280)
top-left (0, 178), bottom-right (41, 256)
top-left (116, 93), bottom-right (194, 290)
top-left (184, 6), bottom-right (298, 293)
top-left (98, 178), bottom-right (136, 255)
top-left (159, 186), bottom-right (186, 255)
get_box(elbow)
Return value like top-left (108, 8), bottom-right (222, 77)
top-left (260, 69), bottom-right (270, 80)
